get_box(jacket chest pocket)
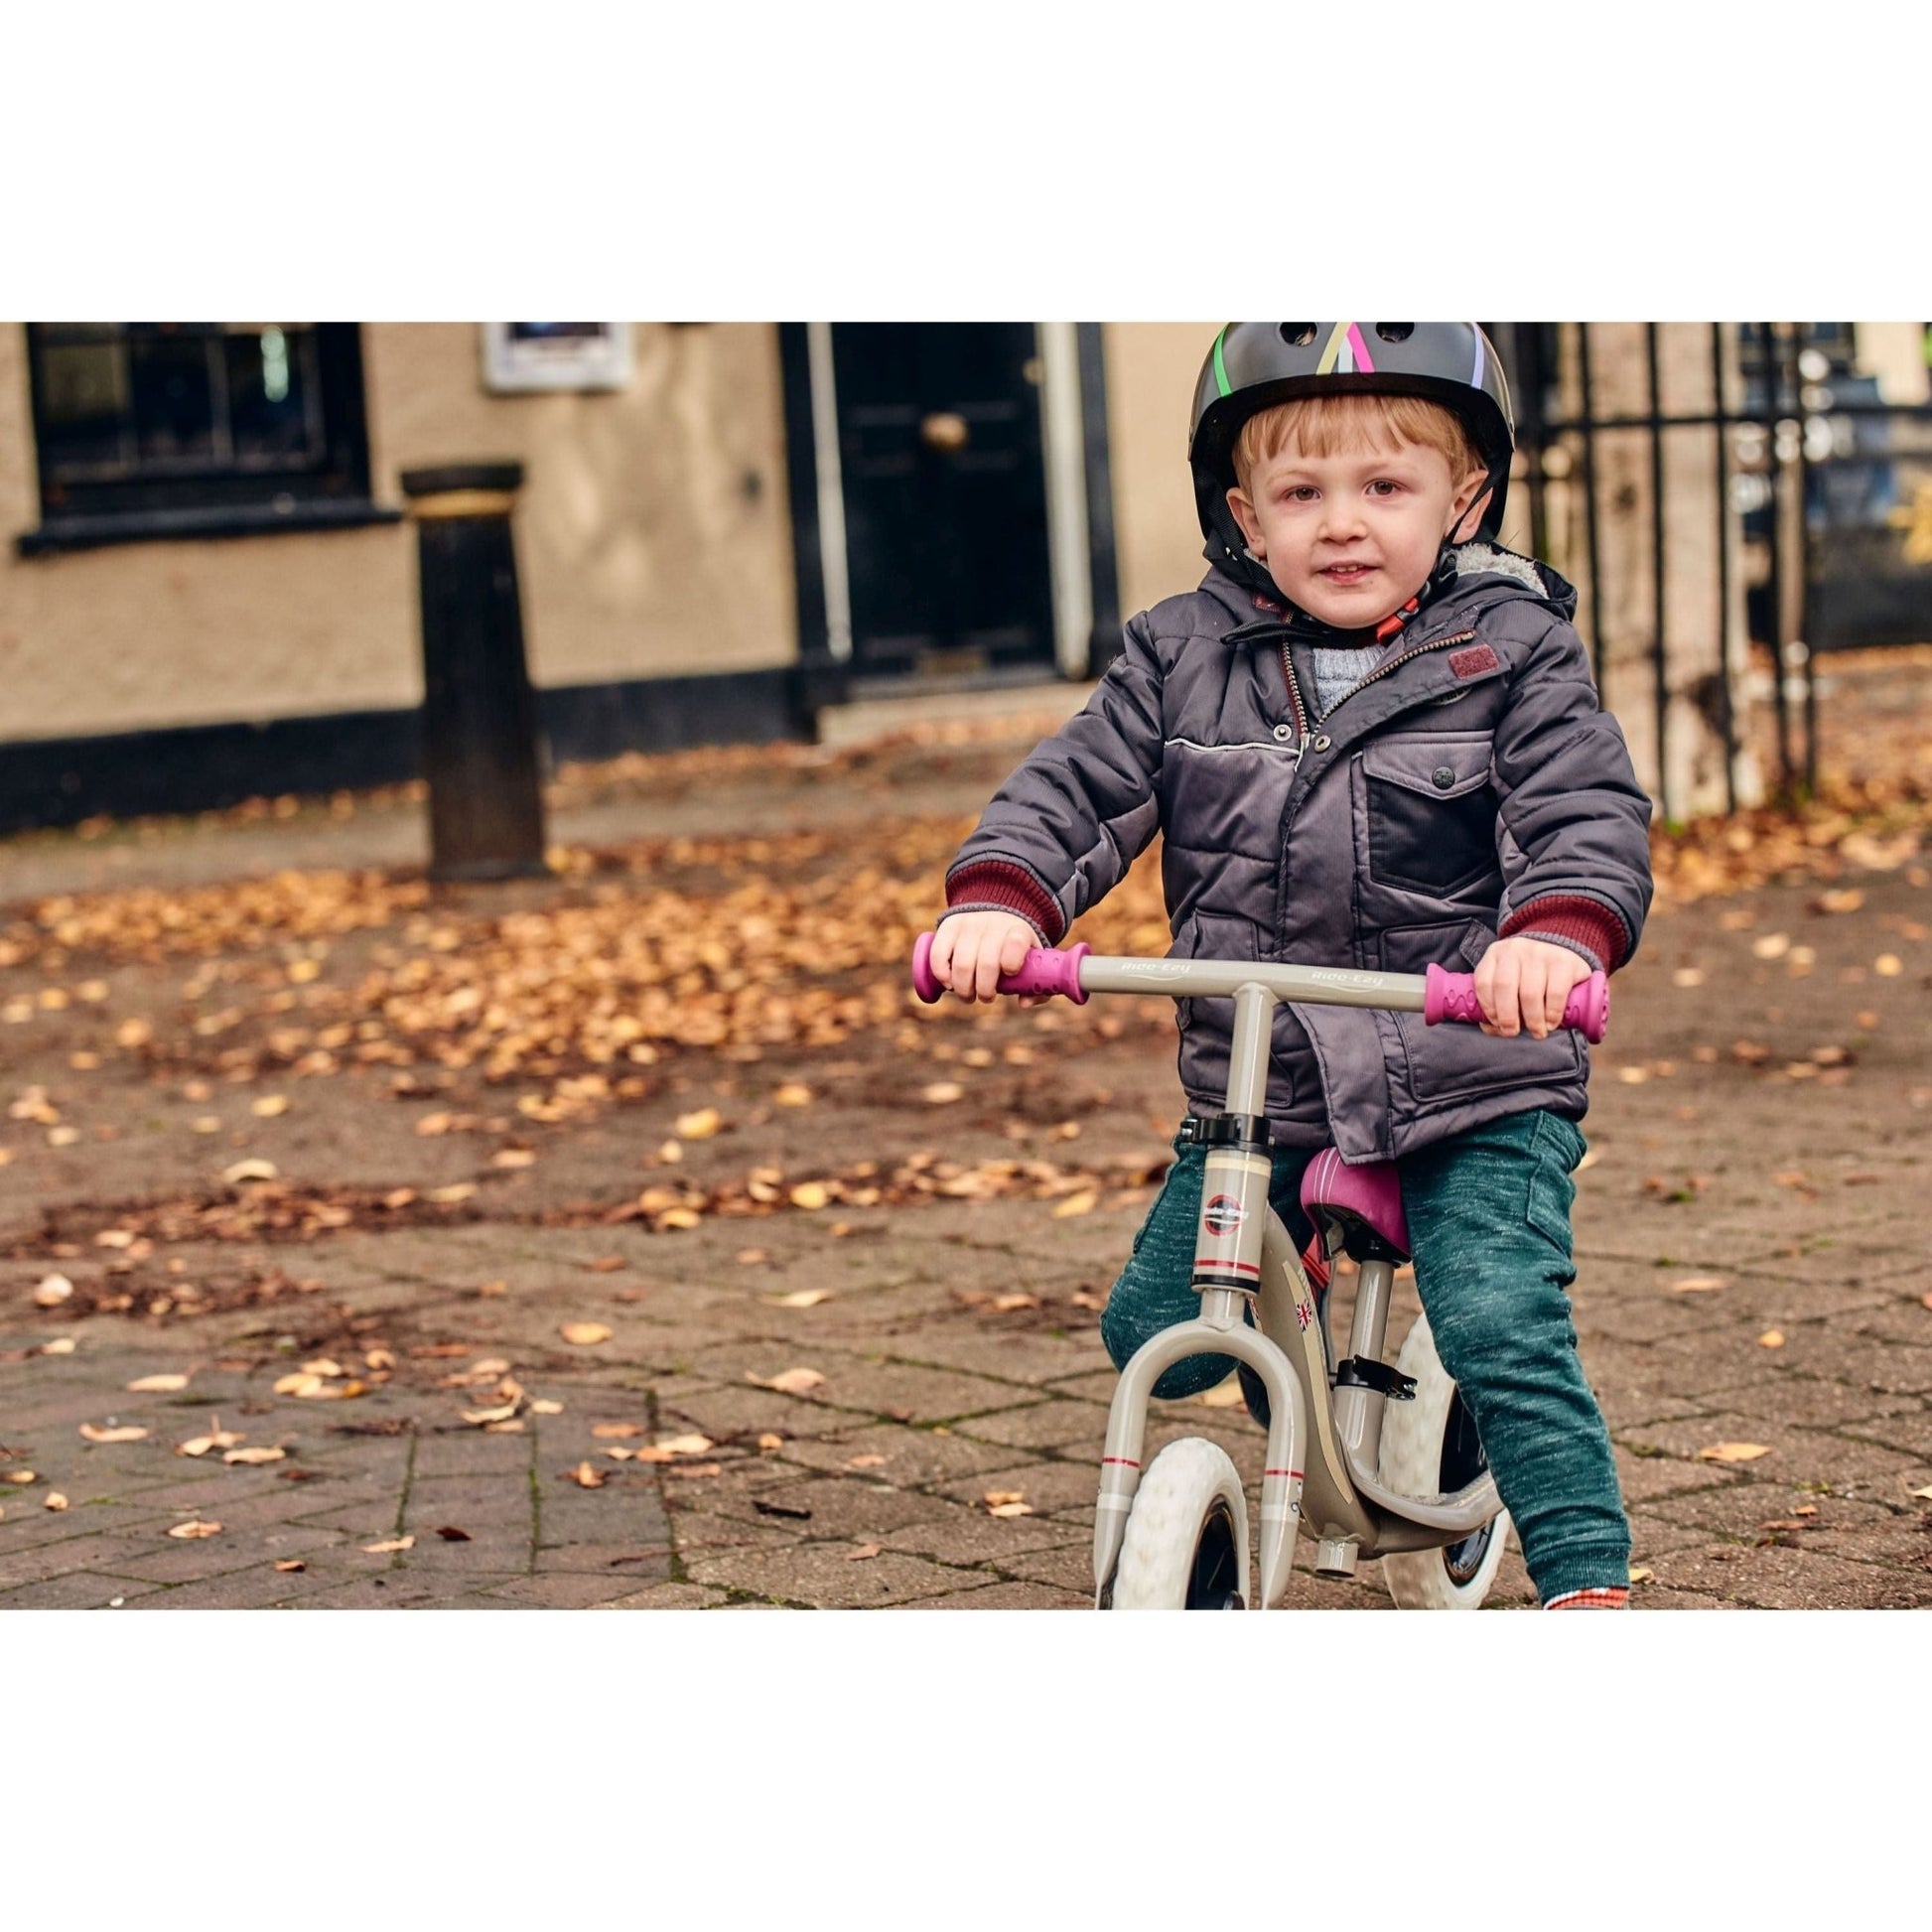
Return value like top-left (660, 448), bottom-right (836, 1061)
top-left (1361, 733), bottom-right (1501, 900)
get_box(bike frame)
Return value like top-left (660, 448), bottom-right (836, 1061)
top-left (1077, 957), bottom-right (1503, 1612)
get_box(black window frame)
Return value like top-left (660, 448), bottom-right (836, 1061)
top-left (17, 322), bottom-right (399, 556)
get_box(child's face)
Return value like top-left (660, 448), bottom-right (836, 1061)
top-left (1225, 432), bottom-right (1491, 627)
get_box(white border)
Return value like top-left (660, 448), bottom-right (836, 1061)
top-left (480, 323), bottom-right (633, 394)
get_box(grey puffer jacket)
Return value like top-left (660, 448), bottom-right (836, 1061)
top-left (942, 544), bottom-right (1654, 1163)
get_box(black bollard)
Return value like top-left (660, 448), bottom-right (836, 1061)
top-left (400, 461), bottom-right (549, 881)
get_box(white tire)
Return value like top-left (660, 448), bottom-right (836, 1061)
top-left (1106, 1438), bottom-right (1251, 1610)
top-left (1377, 1312), bottom-right (1511, 1610)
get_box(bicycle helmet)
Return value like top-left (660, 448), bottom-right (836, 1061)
top-left (1188, 323), bottom-right (1515, 608)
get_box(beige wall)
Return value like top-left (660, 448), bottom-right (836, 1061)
top-left (0, 324), bottom-right (796, 743)
top-left (1103, 322), bottom-right (1217, 618)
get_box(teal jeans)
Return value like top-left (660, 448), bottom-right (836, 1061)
top-left (1098, 1110), bottom-right (1629, 1604)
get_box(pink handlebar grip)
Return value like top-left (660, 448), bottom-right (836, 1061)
top-left (1424, 963), bottom-right (1609, 1043)
top-left (910, 931), bottom-right (1091, 1006)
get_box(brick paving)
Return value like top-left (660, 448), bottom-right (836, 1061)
top-left (1, 711), bottom-right (1928, 1609)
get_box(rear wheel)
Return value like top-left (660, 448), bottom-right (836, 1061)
top-left (1106, 1438), bottom-right (1251, 1610)
top-left (1377, 1312), bottom-right (1510, 1610)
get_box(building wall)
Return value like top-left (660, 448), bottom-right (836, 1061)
top-left (1101, 322), bottom-right (1216, 619)
top-left (0, 323), bottom-right (797, 744)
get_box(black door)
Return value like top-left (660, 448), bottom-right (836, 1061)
top-left (832, 324), bottom-right (1056, 678)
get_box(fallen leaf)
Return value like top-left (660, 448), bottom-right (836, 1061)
top-left (753, 1367), bottom-right (825, 1396)
top-left (656, 1206), bottom-right (702, 1230)
top-left (582, 1255), bottom-right (626, 1273)
top-left (435, 1526), bottom-right (472, 1542)
top-left (44, 1492), bottom-right (69, 1512)
top-left (591, 1422), bottom-right (645, 1439)
top-left (737, 1248), bottom-right (770, 1266)
top-left (1616, 1065), bottom-right (1650, 1085)
top-left (1627, 1567), bottom-right (1655, 1585)
top-left (1760, 1518), bottom-right (1820, 1533)
top-left (48, 1127), bottom-right (80, 1148)
top-left (788, 1182), bottom-right (830, 1211)
top-left (491, 1148), bottom-right (536, 1170)
top-left (666, 1461), bottom-right (722, 1478)
top-left (1771, 1171), bottom-right (1810, 1190)
top-left (1758, 1329), bottom-right (1786, 1348)
top-left (273, 1560), bottom-right (306, 1573)
top-left (774, 1084), bottom-right (813, 1107)
top-left (604, 1447), bottom-right (635, 1461)
top-left (560, 1321), bottom-right (613, 1346)
top-left (1908, 1483), bottom-right (1932, 1501)
top-left (429, 1183), bottom-right (477, 1204)
top-left (987, 1500), bottom-right (1035, 1518)
top-left (765, 1289), bottom-right (831, 1309)
top-left (989, 1293), bottom-right (1038, 1312)
top-left (1670, 966), bottom-right (1706, 989)
top-left (1697, 1442), bottom-right (1772, 1463)
top-left (527, 1398), bottom-right (563, 1416)
top-left (758, 1433), bottom-right (785, 1452)
top-left (250, 1094), bottom-right (290, 1118)
top-left (40, 1337), bottom-right (75, 1355)
top-left (1670, 1275), bottom-right (1728, 1295)
top-left (1815, 888), bottom-right (1864, 914)
top-left (983, 1489), bottom-right (1027, 1507)
top-left (4, 1470), bottom-right (36, 1484)
top-left (654, 1434), bottom-right (713, 1456)
top-left (1751, 932), bottom-right (1790, 960)
top-left (921, 1082), bottom-right (964, 1105)
top-left (223, 1446), bottom-right (285, 1464)
top-left (33, 1274), bottom-right (73, 1308)
top-left (845, 1543), bottom-right (883, 1561)
top-left (477, 1277), bottom-right (507, 1296)
top-left (361, 1535), bottom-right (414, 1553)
top-left (567, 1460), bottom-right (607, 1489)
top-left (169, 1520), bottom-right (223, 1539)
top-left (674, 1107), bottom-right (724, 1140)
top-left (1051, 1189), bottom-right (1099, 1218)
top-left (273, 1372), bottom-right (323, 1397)
top-left (1874, 954), bottom-right (1903, 977)
top-left (126, 1373), bottom-right (189, 1392)
top-left (221, 1158), bottom-right (279, 1183)
top-left (176, 1430), bottom-right (241, 1455)
top-left (297, 1379), bottom-right (365, 1401)
top-left (1198, 1380), bottom-right (1247, 1408)
top-left (1791, 1504), bottom-right (1818, 1518)
top-left (79, 1424), bottom-right (149, 1444)
top-left (845, 1452), bottom-right (887, 1469)
top-left (460, 1402), bottom-right (520, 1426)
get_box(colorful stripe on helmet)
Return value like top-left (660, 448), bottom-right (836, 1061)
top-left (1315, 322), bottom-right (1376, 375)
top-left (1212, 327), bottom-right (1232, 398)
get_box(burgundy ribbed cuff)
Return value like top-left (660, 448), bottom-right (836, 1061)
top-left (1500, 894), bottom-right (1629, 973)
top-left (942, 861), bottom-right (1062, 945)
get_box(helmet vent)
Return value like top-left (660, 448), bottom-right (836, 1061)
top-left (1278, 324), bottom-right (1316, 347)
top-left (1375, 324), bottom-right (1416, 343)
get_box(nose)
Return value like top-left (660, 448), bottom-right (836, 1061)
top-left (1318, 498), bottom-right (1367, 542)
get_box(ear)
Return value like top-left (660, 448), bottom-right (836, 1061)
top-left (1225, 484), bottom-right (1266, 556)
top-left (1449, 472), bottom-right (1492, 544)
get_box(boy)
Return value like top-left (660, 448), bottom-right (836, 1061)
top-left (928, 323), bottom-right (1653, 1609)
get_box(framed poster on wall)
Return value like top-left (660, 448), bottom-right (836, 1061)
top-left (482, 323), bottom-right (632, 393)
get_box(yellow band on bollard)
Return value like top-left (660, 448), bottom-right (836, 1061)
top-left (406, 489), bottom-right (517, 520)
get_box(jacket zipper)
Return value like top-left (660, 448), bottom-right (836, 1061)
top-left (1313, 628), bottom-right (1478, 723)
top-left (1271, 626), bottom-right (1481, 952)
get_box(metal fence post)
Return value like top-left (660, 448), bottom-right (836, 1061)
top-left (400, 461), bottom-right (549, 881)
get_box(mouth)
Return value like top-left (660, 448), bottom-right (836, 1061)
top-left (1316, 562), bottom-right (1379, 586)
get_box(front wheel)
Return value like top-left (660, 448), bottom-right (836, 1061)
top-left (1106, 1438), bottom-right (1251, 1610)
top-left (1377, 1312), bottom-right (1511, 1610)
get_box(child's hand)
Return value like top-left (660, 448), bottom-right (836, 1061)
top-left (1472, 936), bottom-right (1592, 1039)
top-left (928, 911), bottom-right (1041, 1002)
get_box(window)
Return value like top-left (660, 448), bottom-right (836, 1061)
top-left (19, 323), bottom-right (394, 553)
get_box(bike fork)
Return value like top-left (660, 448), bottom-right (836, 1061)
top-left (1093, 1304), bottom-right (1308, 1610)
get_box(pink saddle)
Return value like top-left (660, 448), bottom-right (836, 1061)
top-left (1299, 1146), bottom-right (1412, 1264)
